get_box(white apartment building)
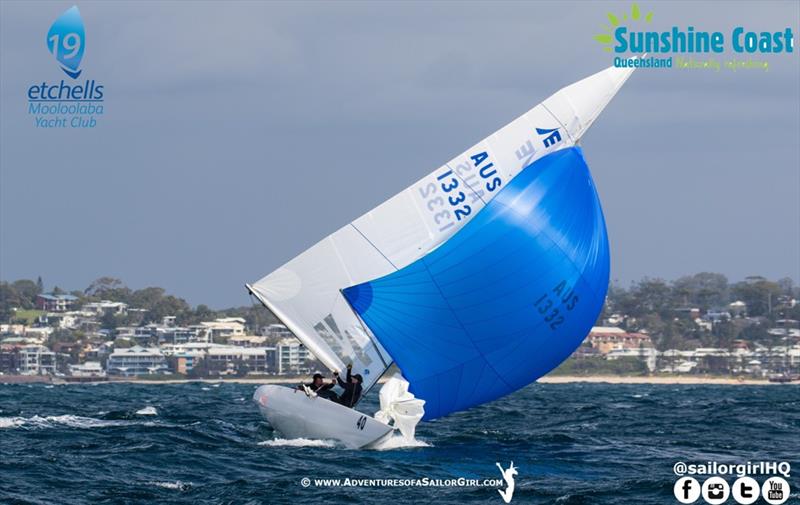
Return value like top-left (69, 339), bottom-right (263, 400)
top-left (106, 346), bottom-right (169, 376)
top-left (82, 301), bottom-right (128, 315)
top-left (200, 318), bottom-right (246, 341)
top-left (206, 346), bottom-right (276, 375)
top-left (18, 345), bottom-right (57, 375)
top-left (277, 338), bottom-right (310, 375)
top-left (68, 361), bottom-right (106, 378)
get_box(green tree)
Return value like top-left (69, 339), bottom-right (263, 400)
top-left (672, 272), bottom-right (729, 309)
top-left (129, 287), bottom-right (166, 310)
top-left (12, 279), bottom-right (40, 307)
top-left (85, 277), bottom-right (131, 302)
top-left (731, 279), bottom-right (782, 317)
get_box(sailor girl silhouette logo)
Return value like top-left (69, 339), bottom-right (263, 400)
top-left (496, 461), bottom-right (517, 503)
top-left (47, 6), bottom-right (85, 79)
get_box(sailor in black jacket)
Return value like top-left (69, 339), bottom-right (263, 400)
top-left (297, 373), bottom-right (338, 401)
top-left (334, 364), bottom-right (363, 408)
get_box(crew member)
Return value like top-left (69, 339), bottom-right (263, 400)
top-left (334, 364), bottom-right (363, 408)
top-left (298, 373), bottom-right (338, 401)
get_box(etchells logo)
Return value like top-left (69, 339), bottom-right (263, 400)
top-left (593, 2), bottom-right (795, 72)
top-left (27, 5), bottom-right (105, 128)
top-left (47, 6), bottom-right (85, 79)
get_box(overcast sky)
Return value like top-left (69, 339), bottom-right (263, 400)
top-left (1, 1), bottom-right (798, 308)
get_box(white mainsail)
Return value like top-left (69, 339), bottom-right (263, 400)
top-left (249, 63), bottom-right (635, 394)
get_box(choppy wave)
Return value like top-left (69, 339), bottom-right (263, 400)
top-left (1, 382), bottom-right (797, 505)
top-left (136, 406), bottom-right (158, 416)
top-left (258, 437), bottom-right (337, 448)
top-left (146, 481), bottom-right (191, 491)
top-left (0, 414), bottom-right (140, 430)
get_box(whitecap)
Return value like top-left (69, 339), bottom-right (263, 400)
top-left (258, 438), bottom-right (336, 448)
top-left (41, 415), bottom-right (131, 428)
top-left (0, 417), bottom-right (26, 429)
top-left (136, 406), bottom-right (158, 416)
top-left (147, 481), bottom-right (190, 491)
top-left (211, 383), bottom-right (220, 388)
top-left (0, 414), bottom-right (133, 429)
top-left (201, 387), bottom-right (210, 391)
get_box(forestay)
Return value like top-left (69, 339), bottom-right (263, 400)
top-left (248, 64), bottom-right (634, 395)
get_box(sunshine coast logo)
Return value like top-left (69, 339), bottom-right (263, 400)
top-left (592, 2), bottom-right (795, 72)
top-left (27, 5), bottom-right (105, 128)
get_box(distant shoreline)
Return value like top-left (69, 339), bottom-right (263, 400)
top-left (537, 375), bottom-right (790, 385)
top-left (1, 374), bottom-right (794, 385)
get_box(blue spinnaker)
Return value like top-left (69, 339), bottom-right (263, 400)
top-left (343, 147), bottom-right (609, 420)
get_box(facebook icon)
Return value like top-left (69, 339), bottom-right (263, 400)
top-left (674, 477), bottom-right (701, 503)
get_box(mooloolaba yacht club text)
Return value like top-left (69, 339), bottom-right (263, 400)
top-left (27, 79), bottom-right (104, 128)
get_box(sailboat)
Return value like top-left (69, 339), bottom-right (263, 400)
top-left (249, 62), bottom-right (636, 448)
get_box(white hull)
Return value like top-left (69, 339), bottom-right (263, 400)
top-left (253, 385), bottom-right (393, 449)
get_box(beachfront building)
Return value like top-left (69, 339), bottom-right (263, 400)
top-left (587, 327), bottom-right (654, 354)
top-left (161, 343), bottom-right (211, 374)
top-left (606, 347), bottom-right (658, 372)
top-left (68, 361), bottom-right (106, 378)
top-left (206, 346), bottom-right (277, 375)
top-left (172, 352), bottom-right (202, 375)
top-left (277, 338), bottom-right (310, 375)
top-left (18, 345), bottom-right (57, 375)
top-left (106, 346), bottom-right (169, 376)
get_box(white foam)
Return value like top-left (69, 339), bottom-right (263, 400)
top-left (258, 438), bottom-right (336, 448)
top-left (370, 434), bottom-right (431, 451)
top-left (211, 383), bottom-right (220, 388)
top-left (0, 415), bottom-right (135, 429)
top-left (0, 417), bottom-right (26, 429)
top-left (201, 387), bottom-right (210, 391)
top-left (136, 406), bottom-right (158, 416)
top-left (147, 481), bottom-right (190, 490)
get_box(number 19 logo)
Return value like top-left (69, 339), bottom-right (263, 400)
top-left (47, 5), bottom-right (85, 79)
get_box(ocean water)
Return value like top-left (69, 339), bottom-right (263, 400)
top-left (1, 382), bottom-right (798, 505)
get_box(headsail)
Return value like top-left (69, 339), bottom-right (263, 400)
top-left (343, 147), bottom-right (609, 419)
top-left (248, 63), bottom-right (634, 395)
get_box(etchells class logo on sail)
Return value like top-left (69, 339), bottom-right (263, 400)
top-left (592, 2), bottom-right (795, 72)
top-left (27, 5), bottom-right (105, 129)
